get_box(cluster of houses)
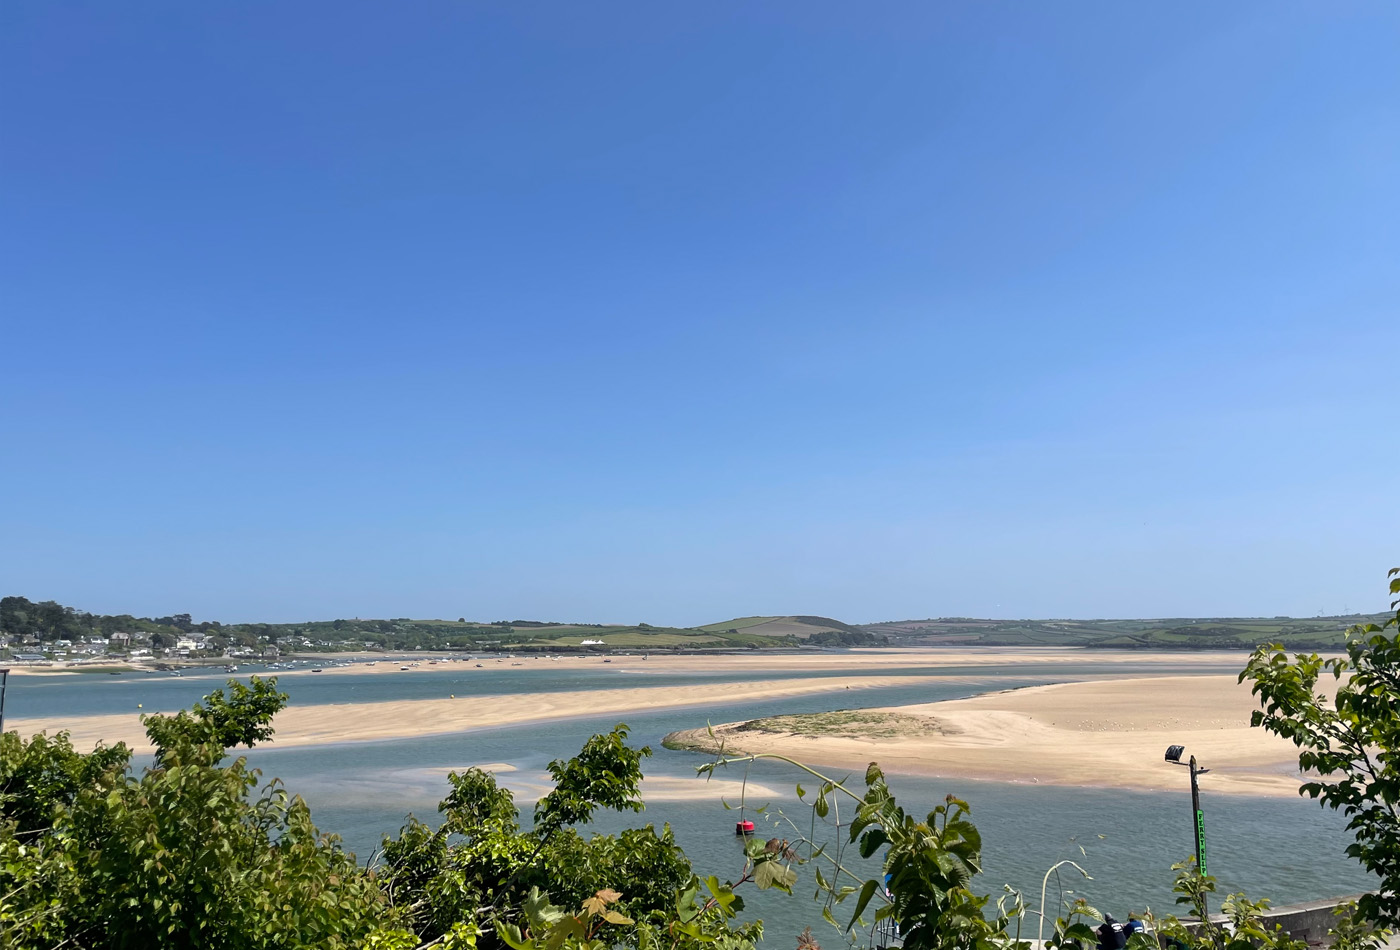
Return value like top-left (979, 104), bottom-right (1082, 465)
top-left (0, 632), bottom-right (152, 661)
top-left (0, 630), bottom-right (295, 664)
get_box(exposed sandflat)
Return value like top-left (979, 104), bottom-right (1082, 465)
top-left (12, 673), bottom-right (953, 755)
top-left (6, 647), bottom-right (1247, 678)
top-left (12, 650), bottom-right (1291, 798)
top-left (667, 674), bottom-right (1307, 797)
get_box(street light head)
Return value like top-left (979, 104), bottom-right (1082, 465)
top-left (1165, 745), bottom-right (1185, 764)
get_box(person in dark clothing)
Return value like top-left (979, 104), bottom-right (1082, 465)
top-left (1096, 915), bottom-right (1128, 950)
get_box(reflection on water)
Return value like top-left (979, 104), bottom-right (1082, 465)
top-left (15, 657), bottom-right (1373, 944)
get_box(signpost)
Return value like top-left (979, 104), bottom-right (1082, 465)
top-left (1193, 773), bottom-right (1208, 877)
top-left (1165, 744), bottom-right (1210, 878)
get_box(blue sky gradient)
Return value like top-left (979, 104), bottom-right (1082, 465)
top-left (3, 3), bottom-right (1397, 624)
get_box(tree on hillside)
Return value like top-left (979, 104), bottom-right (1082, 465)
top-left (1241, 567), bottom-right (1400, 926)
top-left (153, 613), bottom-right (194, 631)
top-left (0, 596), bottom-right (33, 638)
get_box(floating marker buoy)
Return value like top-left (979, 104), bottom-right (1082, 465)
top-left (137, 704), bottom-right (142, 708)
top-left (735, 820), bottom-right (755, 836)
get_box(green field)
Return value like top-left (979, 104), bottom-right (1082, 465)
top-left (694, 616), bottom-right (782, 633)
top-left (695, 615), bottom-right (870, 641)
top-left (7, 592), bottom-right (1385, 661)
top-left (520, 632), bottom-right (723, 648)
top-left (860, 614), bottom-right (1385, 650)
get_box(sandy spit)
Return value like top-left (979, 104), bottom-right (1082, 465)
top-left (4, 646), bottom-right (1253, 678)
top-left (10, 673), bottom-right (954, 755)
top-left (663, 675), bottom-right (1308, 798)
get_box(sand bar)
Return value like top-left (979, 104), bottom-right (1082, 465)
top-left (5, 647), bottom-right (1253, 678)
top-left (9, 652), bottom-right (1295, 798)
top-left (664, 675), bottom-right (1307, 798)
top-left (10, 673), bottom-right (961, 755)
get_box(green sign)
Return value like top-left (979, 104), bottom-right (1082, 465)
top-left (1196, 808), bottom-right (1208, 877)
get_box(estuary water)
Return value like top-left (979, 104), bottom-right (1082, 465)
top-left (5, 655), bottom-right (1232, 719)
top-left (5, 657), bottom-right (1374, 945)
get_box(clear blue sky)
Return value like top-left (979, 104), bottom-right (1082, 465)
top-left (3, 3), bottom-right (1397, 625)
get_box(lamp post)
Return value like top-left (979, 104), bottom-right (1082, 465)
top-left (1164, 744), bottom-right (1209, 877)
top-left (0, 668), bottom-right (9, 733)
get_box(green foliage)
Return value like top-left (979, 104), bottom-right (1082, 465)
top-left (496, 879), bottom-right (763, 950)
top-left (441, 766), bottom-right (519, 836)
top-left (536, 726), bottom-right (649, 835)
top-left (0, 677), bottom-right (387, 949)
top-left (379, 725), bottom-right (698, 948)
top-left (0, 730), bottom-right (130, 838)
top-left (1043, 896), bottom-right (1106, 950)
top-left (498, 885), bottom-right (633, 950)
top-left (1, 596), bottom-right (96, 643)
top-left (1240, 567), bottom-right (1400, 925)
top-left (700, 750), bottom-right (1015, 950)
top-left (867, 614), bottom-right (1388, 650)
top-left (143, 676), bottom-right (287, 766)
top-left (1134, 861), bottom-right (1313, 950)
top-left (844, 765), bottom-right (1009, 950)
top-left (804, 629), bottom-right (888, 647)
top-left (640, 875), bottom-right (763, 950)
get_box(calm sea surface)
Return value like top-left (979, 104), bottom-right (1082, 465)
top-left (6, 656), bottom-right (1373, 945)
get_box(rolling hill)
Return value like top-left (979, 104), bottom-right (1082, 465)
top-left (5, 594), bottom-right (1385, 658)
top-left (697, 615), bottom-right (861, 638)
top-left (858, 614), bottom-right (1387, 650)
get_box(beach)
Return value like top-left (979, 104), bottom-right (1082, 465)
top-left (12, 671), bottom-right (964, 754)
top-left (4, 646), bottom-right (1247, 678)
top-left (8, 650), bottom-right (1297, 796)
top-left (664, 674), bottom-right (1308, 797)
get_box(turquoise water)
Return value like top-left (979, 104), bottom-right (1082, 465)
top-left (7, 657), bottom-right (1373, 945)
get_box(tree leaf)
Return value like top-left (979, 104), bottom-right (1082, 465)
top-left (847, 879), bottom-right (879, 931)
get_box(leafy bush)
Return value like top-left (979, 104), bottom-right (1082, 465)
top-left (0, 678), bottom-right (386, 949)
top-left (1241, 567), bottom-right (1400, 926)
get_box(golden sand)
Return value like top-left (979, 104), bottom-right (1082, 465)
top-left (12, 673), bottom-right (955, 755)
top-left (665, 674), bottom-right (1305, 797)
top-left (10, 650), bottom-right (1294, 798)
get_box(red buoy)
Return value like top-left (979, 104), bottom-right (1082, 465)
top-left (735, 819), bottom-right (755, 836)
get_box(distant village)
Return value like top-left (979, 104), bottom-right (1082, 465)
top-left (0, 627), bottom-right (328, 665)
top-left (0, 595), bottom-right (521, 665)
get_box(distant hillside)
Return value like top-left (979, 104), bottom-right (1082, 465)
top-left (698, 615), bottom-right (856, 637)
top-left (859, 614), bottom-right (1387, 650)
top-left (696, 615), bottom-right (881, 646)
top-left (4, 594), bottom-right (1384, 658)
top-left (0, 596), bottom-right (870, 656)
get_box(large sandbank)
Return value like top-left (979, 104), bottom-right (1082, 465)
top-left (11, 651), bottom-right (1289, 798)
top-left (664, 674), bottom-right (1307, 798)
top-left (272, 648), bottom-right (1249, 676)
top-left (6, 647), bottom-right (1248, 678)
top-left (12, 673), bottom-right (960, 755)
